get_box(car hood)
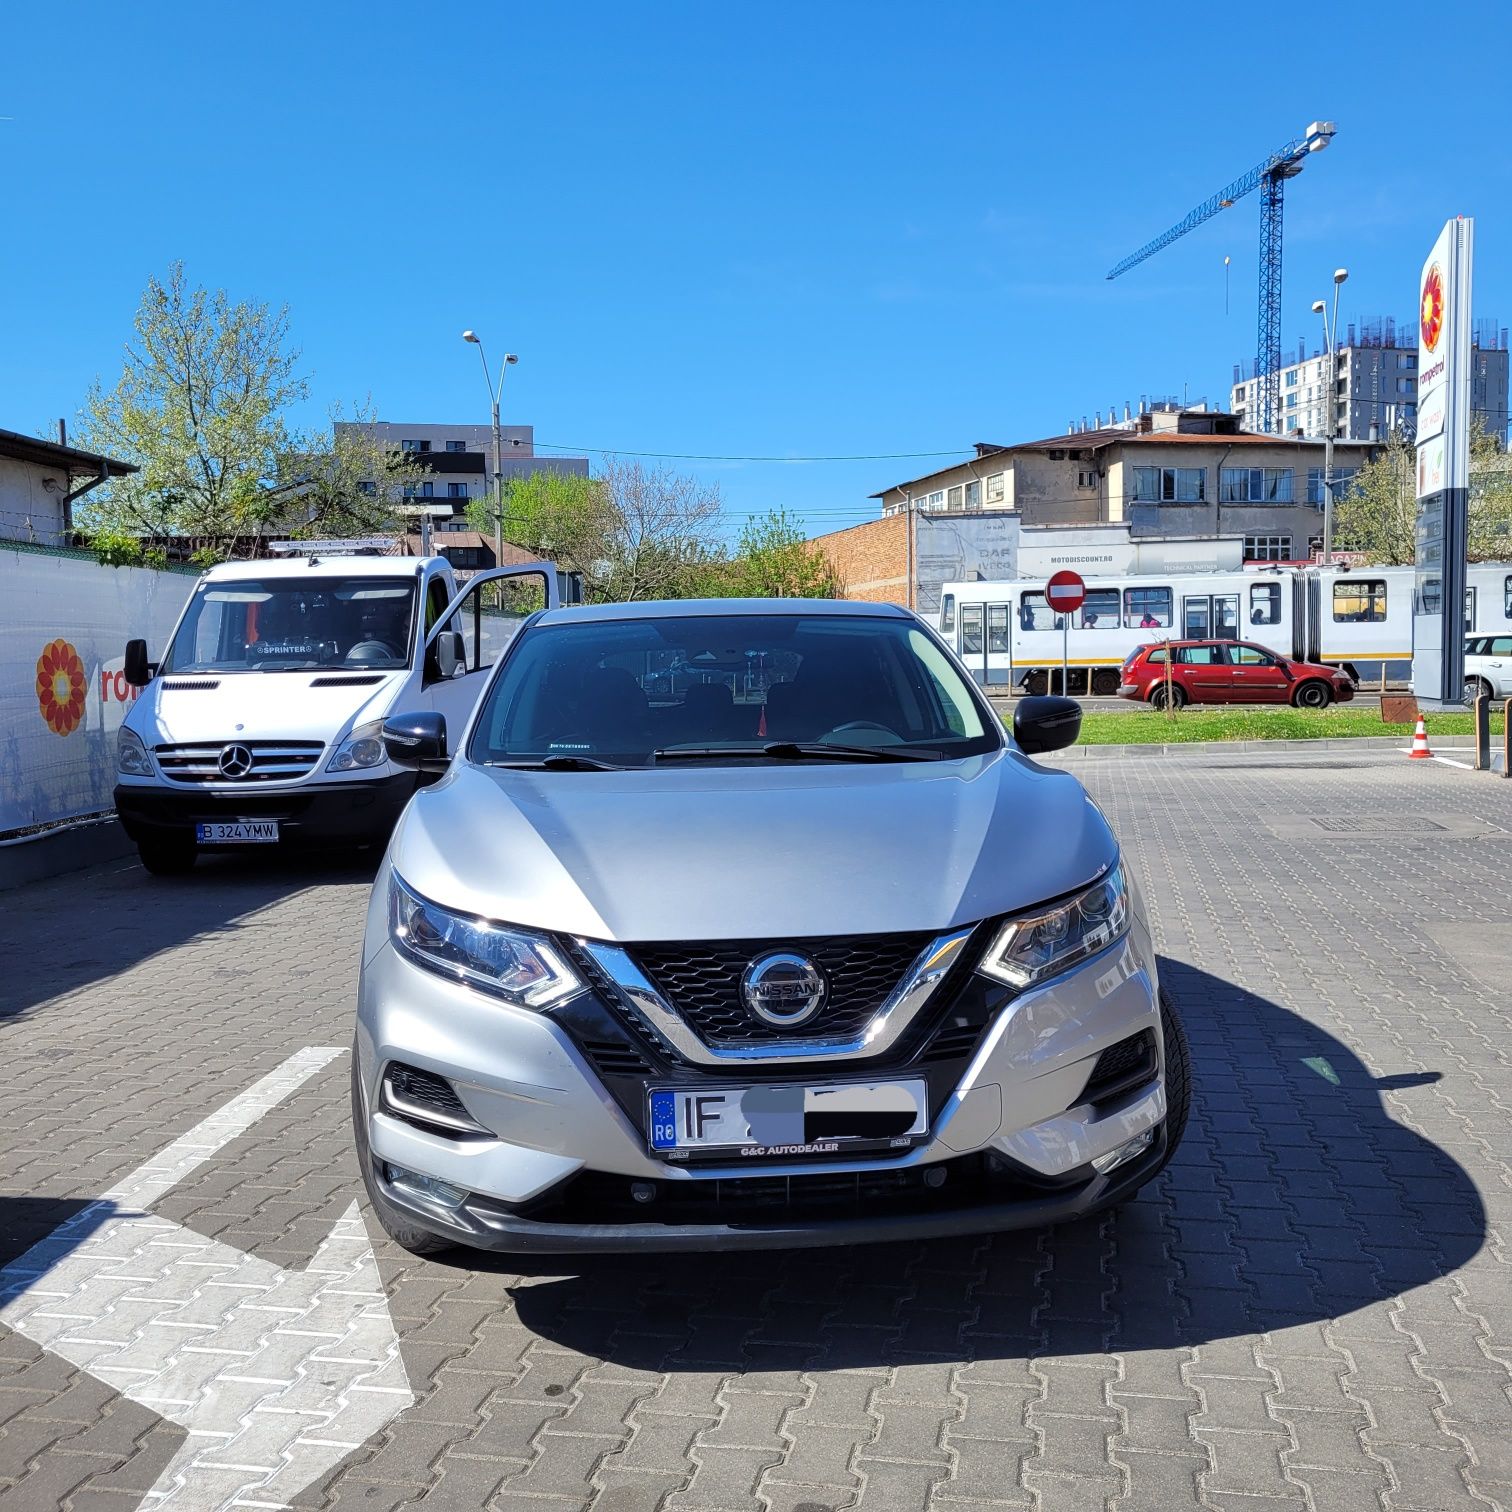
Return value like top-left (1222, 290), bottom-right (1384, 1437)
top-left (126, 670), bottom-right (404, 746)
top-left (389, 751), bottom-right (1119, 942)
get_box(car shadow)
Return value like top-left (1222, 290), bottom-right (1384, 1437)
top-left (499, 959), bottom-right (1486, 1367)
top-left (0, 849), bottom-right (380, 1024)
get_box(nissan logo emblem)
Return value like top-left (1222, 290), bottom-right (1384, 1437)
top-left (218, 743), bottom-right (254, 779)
top-left (740, 951), bottom-right (827, 1028)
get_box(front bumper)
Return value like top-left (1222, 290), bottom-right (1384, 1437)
top-left (354, 919), bottom-right (1167, 1253)
top-left (115, 772), bottom-right (420, 848)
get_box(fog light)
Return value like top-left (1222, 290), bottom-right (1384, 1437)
top-left (630, 1182), bottom-right (657, 1204)
top-left (1091, 1128), bottom-right (1155, 1175)
top-left (923, 1167), bottom-right (947, 1189)
top-left (384, 1163), bottom-right (468, 1209)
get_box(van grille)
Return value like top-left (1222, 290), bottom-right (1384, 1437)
top-left (154, 740), bottom-right (325, 783)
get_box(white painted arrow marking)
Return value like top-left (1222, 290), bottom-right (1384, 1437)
top-left (0, 1047), bottom-right (414, 1512)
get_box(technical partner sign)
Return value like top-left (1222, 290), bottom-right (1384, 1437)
top-left (1412, 217), bottom-right (1473, 706)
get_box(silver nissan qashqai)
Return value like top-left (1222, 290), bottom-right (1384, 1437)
top-left (352, 598), bottom-right (1190, 1256)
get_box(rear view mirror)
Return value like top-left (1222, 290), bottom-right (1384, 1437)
top-left (124, 639), bottom-right (152, 688)
top-left (382, 712), bottom-right (450, 774)
top-left (1013, 695), bottom-right (1082, 755)
top-left (428, 630), bottom-right (465, 682)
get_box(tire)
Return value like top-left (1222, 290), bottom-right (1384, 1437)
top-left (1464, 677), bottom-right (1492, 706)
top-left (137, 835), bottom-right (197, 876)
top-left (1292, 680), bottom-right (1332, 709)
top-left (1090, 668), bottom-right (1121, 696)
top-left (1149, 683), bottom-right (1186, 711)
top-left (350, 1052), bottom-right (456, 1257)
top-left (1025, 671), bottom-right (1049, 696)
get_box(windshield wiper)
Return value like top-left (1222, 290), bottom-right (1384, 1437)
top-left (653, 741), bottom-right (939, 764)
top-left (485, 755), bottom-right (624, 772)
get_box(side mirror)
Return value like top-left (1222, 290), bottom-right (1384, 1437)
top-left (1013, 695), bottom-right (1082, 755)
top-left (426, 630), bottom-right (466, 683)
top-left (382, 712), bottom-right (450, 774)
top-left (124, 639), bottom-right (152, 688)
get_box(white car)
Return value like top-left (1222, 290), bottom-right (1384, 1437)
top-left (1464, 635), bottom-right (1512, 704)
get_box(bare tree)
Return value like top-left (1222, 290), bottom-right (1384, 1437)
top-left (590, 458), bottom-right (725, 601)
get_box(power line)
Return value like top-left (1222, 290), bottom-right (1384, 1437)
top-left (521, 441), bottom-right (973, 464)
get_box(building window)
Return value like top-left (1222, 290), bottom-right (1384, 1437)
top-left (1234, 385), bottom-right (1246, 402)
top-left (947, 485), bottom-right (962, 510)
top-left (420, 481), bottom-right (434, 497)
top-left (1221, 466), bottom-right (1293, 503)
top-left (401, 438), bottom-right (431, 453)
top-left (985, 473), bottom-right (1005, 504)
top-left (1077, 469), bottom-right (1096, 488)
top-left (963, 479), bottom-right (980, 509)
top-left (1306, 466), bottom-right (1358, 504)
top-left (1397, 377), bottom-right (1414, 394)
top-left (447, 482), bottom-right (466, 498)
top-left (926, 490), bottom-right (945, 511)
top-left (1123, 586), bottom-right (1173, 627)
top-left (445, 440), bottom-right (468, 452)
top-left (1286, 370), bottom-right (1299, 387)
top-left (356, 480), bottom-right (376, 496)
top-left (1402, 354), bottom-right (1418, 370)
top-left (1286, 394), bottom-right (1298, 409)
top-left (1132, 466), bottom-right (1206, 503)
top-left (1333, 579), bottom-right (1387, 622)
top-left (1244, 535), bottom-right (1293, 564)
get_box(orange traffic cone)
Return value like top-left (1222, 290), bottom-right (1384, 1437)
top-left (1407, 716), bottom-right (1433, 760)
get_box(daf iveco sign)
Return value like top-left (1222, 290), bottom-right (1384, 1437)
top-left (1412, 217), bottom-right (1473, 707)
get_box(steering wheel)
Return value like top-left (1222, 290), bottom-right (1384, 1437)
top-left (825, 720), bottom-right (905, 746)
top-left (345, 639), bottom-right (398, 664)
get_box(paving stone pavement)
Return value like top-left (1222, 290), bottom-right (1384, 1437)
top-left (0, 748), bottom-right (1509, 1512)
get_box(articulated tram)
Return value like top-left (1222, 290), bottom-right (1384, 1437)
top-left (938, 564), bottom-right (1512, 696)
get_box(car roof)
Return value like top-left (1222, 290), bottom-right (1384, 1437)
top-left (200, 556), bottom-right (429, 582)
top-left (535, 598), bottom-right (914, 627)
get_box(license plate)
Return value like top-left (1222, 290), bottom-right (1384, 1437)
top-left (648, 1079), bottom-right (927, 1157)
top-left (194, 821), bottom-right (279, 844)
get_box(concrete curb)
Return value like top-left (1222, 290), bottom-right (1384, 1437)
top-left (1052, 734), bottom-right (1477, 761)
top-left (0, 816), bottom-right (136, 892)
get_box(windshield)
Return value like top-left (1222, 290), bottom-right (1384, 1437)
top-left (468, 613), bottom-right (1000, 768)
top-left (162, 576), bottom-right (418, 673)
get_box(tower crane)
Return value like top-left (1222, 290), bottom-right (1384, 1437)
top-left (1107, 121), bottom-right (1337, 436)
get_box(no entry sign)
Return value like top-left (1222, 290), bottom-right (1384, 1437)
top-left (1045, 570), bottom-right (1086, 615)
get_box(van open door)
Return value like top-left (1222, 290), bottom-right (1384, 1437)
top-left (422, 564), bottom-right (560, 734)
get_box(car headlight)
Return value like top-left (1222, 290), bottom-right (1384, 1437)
top-left (977, 864), bottom-right (1129, 989)
top-left (117, 728), bottom-right (153, 777)
top-left (327, 719), bottom-right (388, 772)
top-left (389, 872), bottom-right (582, 1008)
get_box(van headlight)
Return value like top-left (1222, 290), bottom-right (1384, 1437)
top-left (978, 864), bottom-right (1129, 989)
top-left (327, 719), bottom-right (387, 772)
top-left (389, 873), bottom-right (582, 1008)
top-left (117, 728), bottom-right (153, 777)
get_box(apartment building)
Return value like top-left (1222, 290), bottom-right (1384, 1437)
top-left (335, 420), bottom-right (589, 530)
top-left (1231, 320), bottom-right (1509, 441)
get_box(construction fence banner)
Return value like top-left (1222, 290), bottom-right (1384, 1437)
top-left (1, 547), bottom-right (194, 834)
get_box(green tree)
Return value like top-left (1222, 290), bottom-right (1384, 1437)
top-left (1336, 420), bottom-right (1512, 565)
top-left (465, 470), bottom-right (617, 574)
top-left (724, 508), bottom-right (845, 598)
top-left (75, 262), bottom-right (306, 545)
top-left (276, 403), bottom-right (427, 540)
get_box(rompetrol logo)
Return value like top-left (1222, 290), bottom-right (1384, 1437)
top-left (1421, 262), bottom-right (1445, 353)
top-left (741, 951), bottom-right (827, 1028)
top-left (35, 639), bottom-right (87, 736)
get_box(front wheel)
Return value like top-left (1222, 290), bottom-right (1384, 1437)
top-left (1292, 680), bottom-right (1332, 709)
top-left (137, 835), bottom-right (196, 876)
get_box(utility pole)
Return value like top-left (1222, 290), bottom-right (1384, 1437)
top-left (1313, 268), bottom-right (1349, 563)
top-left (462, 331), bottom-right (517, 566)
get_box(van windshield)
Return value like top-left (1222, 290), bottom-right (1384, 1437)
top-left (162, 577), bottom-right (418, 673)
top-left (469, 612), bottom-right (1001, 768)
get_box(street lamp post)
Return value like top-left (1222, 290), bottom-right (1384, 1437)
top-left (1312, 268), bottom-right (1349, 563)
top-left (461, 331), bottom-right (518, 565)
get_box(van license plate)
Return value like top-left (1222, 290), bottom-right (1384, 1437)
top-left (648, 1079), bottom-right (927, 1156)
top-left (195, 821), bottom-right (279, 844)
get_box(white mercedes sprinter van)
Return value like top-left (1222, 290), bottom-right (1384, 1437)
top-left (114, 550), bottom-right (557, 873)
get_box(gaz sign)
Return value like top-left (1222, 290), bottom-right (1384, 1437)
top-left (1045, 570), bottom-right (1086, 615)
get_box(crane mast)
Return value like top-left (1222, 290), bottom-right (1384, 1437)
top-left (1107, 122), bottom-right (1337, 436)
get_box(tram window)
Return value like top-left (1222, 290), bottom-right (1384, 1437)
top-left (941, 594), bottom-right (956, 633)
top-left (960, 607), bottom-right (985, 655)
top-left (1505, 575), bottom-right (1512, 618)
top-left (1081, 588), bottom-right (1119, 629)
top-left (1250, 583), bottom-right (1281, 626)
top-left (1123, 586), bottom-right (1172, 628)
top-left (986, 610), bottom-right (1011, 654)
top-left (1019, 592), bottom-right (1060, 631)
top-left (1333, 579), bottom-right (1387, 623)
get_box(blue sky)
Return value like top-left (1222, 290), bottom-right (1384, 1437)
top-left (4, 1), bottom-right (1508, 539)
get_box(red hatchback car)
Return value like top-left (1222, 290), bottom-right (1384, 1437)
top-left (1118, 640), bottom-right (1356, 710)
